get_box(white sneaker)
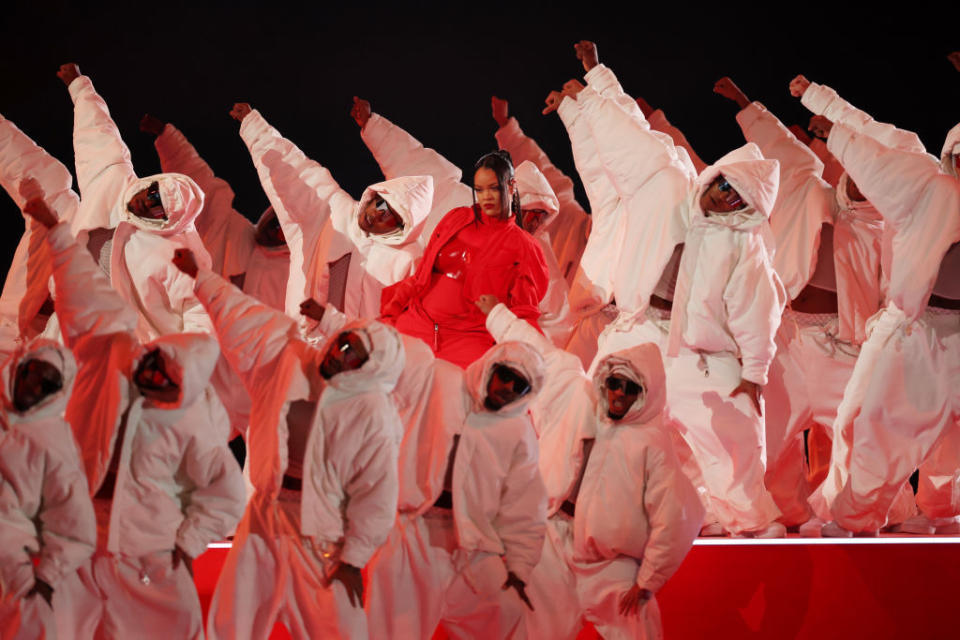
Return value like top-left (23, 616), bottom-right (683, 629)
top-left (892, 514), bottom-right (935, 535)
top-left (699, 522), bottom-right (726, 537)
top-left (798, 517), bottom-right (826, 538)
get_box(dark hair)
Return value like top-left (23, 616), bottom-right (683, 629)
top-left (472, 150), bottom-right (520, 219)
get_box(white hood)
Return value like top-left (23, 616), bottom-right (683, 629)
top-left (464, 341), bottom-right (545, 418)
top-left (135, 332), bottom-right (220, 410)
top-left (514, 160), bottom-right (560, 237)
top-left (692, 143), bottom-right (780, 231)
top-left (1, 338), bottom-right (77, 424)
top-left (940, 122), bottom-right (960, 178)
top-left (318, 319), bottom-right (405, 397)
top-left (117, 172), bottom-right (205, 236)
top-left (592, 342), bottom-right (666, 427)
top-left (348, 175), bottom-right (434, 248)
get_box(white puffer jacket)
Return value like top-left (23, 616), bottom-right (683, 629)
top-left (485, 304), bottom-right (702, 592)
top-left (666, 144), bottom-right (787, 384)
top-left (154, 124), bottom-right (290, 311)
top-left (0, 339), bottom-right (95, 597)
top-left (238, 109), bottom-right (433, 326)
top-left (67, 76), bottom-right (214, 342)
top-left (0, 114), bottom-right (79, 355)
top-left (737, 102), bottom-right (886, 343)
top-left (193, 270), bottom-right (405, 568)
top-left (45, 222), bottom-right (245, 559)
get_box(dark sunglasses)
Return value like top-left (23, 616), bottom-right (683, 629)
top-left (716, 177), bottom-right (734, 192)
top-left (493, 364), bottom-right (531, 396)
top-left (146, 182), bottom-right (163, 209)
top-left (373, 196), bottom-right (403, 227)
top-left (605, 376), bottom-right (642, 395)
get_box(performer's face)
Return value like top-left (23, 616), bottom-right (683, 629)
top-left (700, 175), bottom-right (746, 214)
top-left (519, 208), bottom-right (549, 235)
top-left (320, 332), bottom-right (369, 379)
top-left (474, 167), bottom-right (514, 220)
top-left (604, 375), bottom-right (642, 420)
top-left (254, 207), bottom-right (286, 247)
top-left (127, 181), bottom-right (166, 220)
top-left (484, 364), bottom-right (530, 411)
top-left (134, 349), bottom-right (180, 403)
top-left (12, 358), bottom-right (62, 412)
top-left (358, 195), bottom-right (404, 235)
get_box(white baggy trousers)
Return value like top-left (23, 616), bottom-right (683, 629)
top-left (365, 508), bottom-right (527, 640)
top-left (524, 512), bottom-right (661, 640)
top-left (207, 489), bottom-right (367, 640)
top-left (818, 305), bottom-right (960, 532)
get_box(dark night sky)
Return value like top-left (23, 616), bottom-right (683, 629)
top-left (2, 2), bottom-right (957, 276)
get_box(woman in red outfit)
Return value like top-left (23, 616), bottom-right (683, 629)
top-left (381, 151), bottom-right (549, 368)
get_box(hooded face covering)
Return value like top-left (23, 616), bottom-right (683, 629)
top-left (316, 319), bottom-right (406, 397)
top-left (592, 343), bottom-right (666, 427)
top-left (464, 341), bottom-right (545, 418)
top-left (692, 143), bottom-right (780, 231)
top-left (133, 332), bottom-right (220, 410)
top-left (1, 339), bottom-right (77, 423)
top-left (349, 176), bottom-right (434, 248)
top-left (940, 122), bottom-right (960, 179)
top-left (117, 172), bottom-right (205, 236)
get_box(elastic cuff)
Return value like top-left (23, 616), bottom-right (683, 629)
top-left (67, 75), bottom-right (91, 102)
top-left (735, 102), bottom-right (766, 130)
top-left (800, 82), bottom-right (831, 115)
top-left (484, 302), bottom-right (514, 341)
top-left (584, 64), bottom-right (616, 94)
top-left (826, 123), bottom-right (856, 161)
top-left (340, 542), bottom-right (373, 569)
top-left (175, 524), bottom-right (209, 560)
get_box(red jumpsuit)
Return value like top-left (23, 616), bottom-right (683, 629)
top-left (382, 206), bottom-right (548, 368)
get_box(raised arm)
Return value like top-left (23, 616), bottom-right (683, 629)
top-left (62, 65), bottom-right (136, 232)
top-left (792, 76), bottom-right (926, 153)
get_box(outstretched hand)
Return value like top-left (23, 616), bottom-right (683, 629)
top-left (230, 103), bottom-right (253, 123)
top-left (575, 40), bottom-right (599, 72)
top-left (503, 571), bottom-right (534, 611)
top-left (172, 248), bottom-right (199, 278)
top-left (23, 197), bottom-right (58, 229)
top-left (618, 585), bottom-right (652, 617)
top-left (491, 96), bottom-right (509, 128)
top-left (57, 63), bottom-right (80, 87)
top-left (789, 75), bottom-right (811, 98)
top-left (542, 90), bottom-right (564, 115)
top-left (331, 563), bottom-right (364, 608)
top-left (351, 96), bottom-right (371, 129)
top-left (714, 77), bottom-right (750, 109)
top-left (562, 79), bottom-right (585, 101)
top-left (730, 378), bottom-right (763, 416)
top-left (140, 114), bottom-right (167, 136)
top-left (299, 298), bottom-right (326, 322)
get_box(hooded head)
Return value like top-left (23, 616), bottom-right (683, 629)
top-left (465, 341), bottom-right (545, 418)
top-left (940, 122), bottom-right (960, 179)
top-left (316, 319), bottom-right (405, 396)
top-left (1, 339), bottom-right (77, 423)
top-left (514, 160), bottom-right (560, 237)
top-left (350, 176), bottom-right (434, 248)
top-left (693, 143), bottom-right (780, 229)
top-left (118, 172), bottom-right (205, 236)
top-left (254, 205), bottom-right (287, 248)
top-left (133, 333), bottom-right (220, 409)
top-left (592, 343), bottom-right (666, 427)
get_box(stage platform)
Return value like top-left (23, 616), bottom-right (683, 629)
top-left (195, 535), bottom-right (960, 639)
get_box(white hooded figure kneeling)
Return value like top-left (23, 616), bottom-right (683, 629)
top-left (364, 340), bottom-right (548, 640)
top-left (0, 338), bottom-right (96, 640)
top-left (481, 299), bottom-right (703, 639)
top-left (23, 199), bottom-right (246, 640)
top-left (171, 249), bottom-right (406, 640)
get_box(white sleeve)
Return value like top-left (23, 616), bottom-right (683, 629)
top-left (174, 428), bottom-right (246, 558)
top-left (194, 269), bottom-right (300, 385)
top-left (723, 235), bottom-right (786, 385)
top-left (494, 425), bottom-right (547, 582)
top-left (635, 432), bottom-right (704, 593)
top-left (801, 82), bottom-right (926, 153)
top-left (154, 125), bottom-right (255, 278)
top-left (339, 402), bottom-right (400, 568)
top-left (46, 222), bottom-right (139, 347)
top-left (34, 433), bottom-right (96, 586)
top-left (557, 95), bottom-right (620, 222)
top-left (68, 76), bottom-right (136, 232)
top-left (648, 108), bottom-right (708, 174)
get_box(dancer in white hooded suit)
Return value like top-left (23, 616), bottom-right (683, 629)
top-left (230, 102), bottom-right (433, 330)
top-left (0, 336), bottom-right (96, 640)
top-left (22, 199), bottom-right (246, 640)
top-left (791, 76), bottom-right (960, 535)
top-left (548, 44), bottom-right (785, 535)
top-left (174, 250), bottom-right (405, 639)
top-left (365, 340), bottom-right (547, 640)
top-left (480, 298), bottom-right (703, 640)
